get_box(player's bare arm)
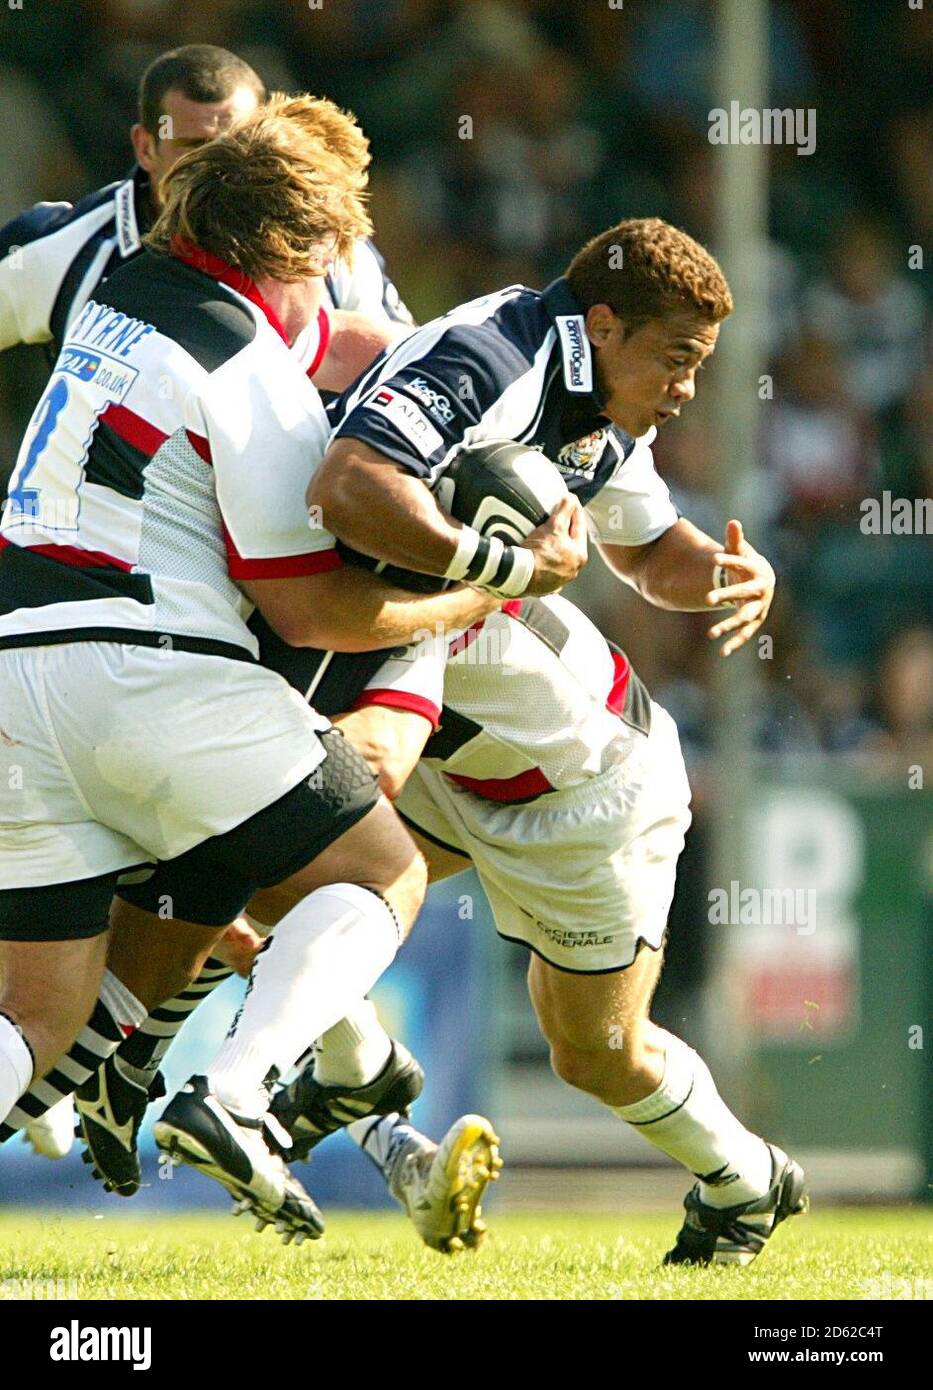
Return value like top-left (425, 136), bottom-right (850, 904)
top-left (239, 565), bottom-right (499, 651)
top-left (599, 516), bottom-right (776, 657)
top-left (310, 438), bottom-right (587, 595)
top-left (311, 310), bottom-right (396, 393)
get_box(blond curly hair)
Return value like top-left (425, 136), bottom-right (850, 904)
top-left (146, 92), bottom-right (373, 282)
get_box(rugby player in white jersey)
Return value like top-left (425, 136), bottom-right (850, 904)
top-left (279, 219), bottom-right (804, 1266)
top-left (0, 97), bottom-right (585, 1238)
top-left (0, 43), bottom-right (415, 1162)
top-left (325, 590), bottom-right (805, 1267)
top-left (0, 80), bottom-right (532, 1246)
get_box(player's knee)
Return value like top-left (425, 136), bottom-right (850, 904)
top-left (0, 997), bottom-right (84, 1081)
top-left (546, 1018), bottom-right (652, 1098)
top-left (547, 1036), bottom-right (608, 1096)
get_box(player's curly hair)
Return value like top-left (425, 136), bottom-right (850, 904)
top-left (567, 218), bottom-right (733, 333)
top-left (146, 93), bottom-right (372, 282)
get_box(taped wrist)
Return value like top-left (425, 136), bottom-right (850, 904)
top-left (445, 528), bottom-right (535, 598)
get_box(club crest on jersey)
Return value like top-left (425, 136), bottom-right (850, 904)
top-left (366, 388), bottom-right (444, 458)
top-left (556, 429), bottom-right (608, 478)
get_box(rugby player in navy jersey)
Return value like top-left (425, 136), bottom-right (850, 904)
top-left (286, 219), bottom-right (801, 1266)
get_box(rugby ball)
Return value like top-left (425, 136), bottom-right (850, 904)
top-left (338, 439), bottom-right (569, 592)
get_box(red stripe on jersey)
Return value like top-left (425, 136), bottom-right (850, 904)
top-left (100, 403), bottom-right (168, 458)
top-left (222, 522), bottom-right (344, 580)
top-left (350, 689), bottom-right (442, 729)
top-left (446, 766), bottom-right (554, 802)
top-left (170, 237), bottom-right (290, 344)
top-left (185, 429), bottom-right (211, 463)
top-left (448, 620), bottom-right (486, 657)
top-left (306, 305), bottom-right (331, 379)
top-left (0, 534), bottom-right (133, 571)
top-left (606, 648), bottom-right (631, 715)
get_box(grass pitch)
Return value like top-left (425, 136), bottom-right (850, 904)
top-left (1, 1207), bottom-right (930, 1300)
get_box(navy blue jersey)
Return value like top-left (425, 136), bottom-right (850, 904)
top-left (0, 165), bottom-right (412, 364)
top-left (328, 277), bottom-right (679, 545)
top-left (0, 168), bottom-right (151, 364)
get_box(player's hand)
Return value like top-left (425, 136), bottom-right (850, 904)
top-left (705, 519), bottom-right (776, 656)
top-left (522, 495), bottom-right (588, 595)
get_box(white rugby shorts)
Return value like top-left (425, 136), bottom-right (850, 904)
top-left (0, 641), bottom-right (329, 888)
top-left (396, 701), bottom-right (692, 973)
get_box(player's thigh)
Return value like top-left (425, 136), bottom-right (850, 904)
top-left (106, 897), bottom-right (230, 1011)
top-left (245, 811), bottom-right (458, 927)
top-left (527, 942), bottom-right (665, 1055)
top-left (117, 725), bottom-right (386, 931)
top-left (0, 933), bottom-right (110, 1078)
top-left (47, 643), bottom-right (333, 866)
top-left (407, 825), bottom-right (472, 883)
top-left (394, 766), bottom-right (474, 881)
top-left (276, 795), bottom-right (427, 936)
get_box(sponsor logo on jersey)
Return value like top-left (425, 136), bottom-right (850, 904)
top-left (404, 377), bottom-right (455, 424)
top-left (114, 179), bottom-right (142, 259)
top-left (367, 388), bottom-right (444, 458)
top-left (556, 428), bottom-right (608, 478)
top-left (59, 344), bottom-right (139, 403)
top-left (555, 314), bottom-right (592, 393)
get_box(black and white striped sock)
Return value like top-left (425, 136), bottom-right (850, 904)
top-left (115, 956), bottom-right (234, 1083)
top-left (0, 970), bottom-right (146, 1141)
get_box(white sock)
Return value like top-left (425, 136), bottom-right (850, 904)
top-left (349, 1111), bottom-right (417, 1180)
top-left (314, 999), bottom-right (392, 1087)
top-left (209, 884), bottom-right (400, 1119)
top-left (0, 1013), bottom-right (35, 1121)
top-left (612, 1033), bottom-right (773, 1207)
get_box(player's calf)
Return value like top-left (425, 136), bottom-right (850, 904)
top-left (0, 933), bottom-right (111, 1101)
top-left (527, 949), bottom-right (805, 1265)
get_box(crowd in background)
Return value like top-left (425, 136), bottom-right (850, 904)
top-left (1, 0), bottom-right (930, 785)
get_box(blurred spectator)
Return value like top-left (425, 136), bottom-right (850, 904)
top-left (764, 335), bottom-right (879, 529)
top-left (0, 69), bottom-right (88, 223)
top-left (803, 219), bottom-right (928, 419)
top-left (865, 627), bottom-right (933, 767)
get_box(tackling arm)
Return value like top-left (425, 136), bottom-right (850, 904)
top-left (239, 564), bottom-right (500, 652)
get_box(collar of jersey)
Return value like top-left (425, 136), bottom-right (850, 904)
top-left (169, 236), bottom-right (290, 344)
top-left (128, 163), bottom-right (154, 234)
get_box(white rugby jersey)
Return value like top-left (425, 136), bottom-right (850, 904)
top-left (328, 278), bottom-right (679, 546)
top-left (0, 240), bottom-right (341, 662)
top-left (0, 165), bottom-right (412, 361)
top-left (354, 594), bottom-right (651, 802)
